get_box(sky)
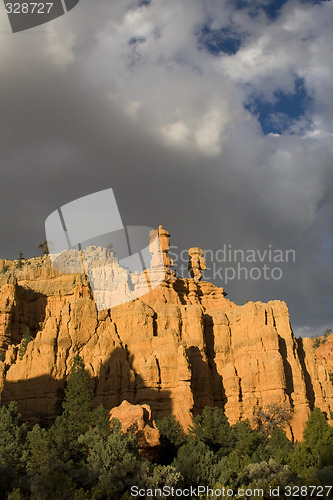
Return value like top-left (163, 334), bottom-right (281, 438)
top-left (0, 0), bottom-right (332, 337)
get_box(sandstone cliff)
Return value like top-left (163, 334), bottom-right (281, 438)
top-left (0, 236), bottom-right (332, 441)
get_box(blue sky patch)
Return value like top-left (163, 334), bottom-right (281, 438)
top-left (245, 78), bottom-right (313, 134)
top-left (230, 0), bottom-right (289, 20)
top-left (299, 0), bottom-right (328, 4)
top-left (129, 37), bottom-right (146, 45)
top-left (197, 25), bottom-right (243, 56)
top-left (231, 0), bottom-right (328, 19)
top-left (262, 0), bottom-right (289, 19)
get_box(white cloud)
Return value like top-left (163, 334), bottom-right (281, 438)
top-left (161, 120), bottom-right (191, 146)
top-left (45, 27), bottom-right (76, 67)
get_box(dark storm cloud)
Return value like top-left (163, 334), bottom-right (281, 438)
top-left (0, 0), bottom-right (332, 336)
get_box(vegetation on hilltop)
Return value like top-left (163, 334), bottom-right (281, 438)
top-left (312, 329), bottom-right (332, 348)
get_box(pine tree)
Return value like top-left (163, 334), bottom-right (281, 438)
top-left (79, 418), bottom-right (140, 498)
top-left (231, 420), bottom-right (265, 459)
top-left (266, 426), bottom-right (294, 464)
top-left (156, 415), bottom-right (186, 465)
top-left (173, 439), bottom-right (215, 486)
top-left (289, 407), bottom-right (333, 478)
top-left (38, 240), bottom-right (49, 255)
top-left (303, 407), bottom-right (332, 448)
top-left (16, 251), bottom-right (24, 269)
top-left (51, 354), bottom-right (93, 463)
top-left (62, 354), bottom-right (93, 433)
top-left (190, 406), bottom-right (234, 455)
top-left (0, 402), bottom-right (28, 496)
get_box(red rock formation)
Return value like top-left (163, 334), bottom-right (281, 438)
top-left (110, 400), bottom-right (160, 460)
top-left (0, 232), bottom-right (332, 441)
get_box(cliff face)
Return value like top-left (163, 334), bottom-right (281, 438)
top-left (0, 253), bottom-right (332, 441)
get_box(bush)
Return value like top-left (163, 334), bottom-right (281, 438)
top-left (236, 459), bottom-right (296, 498)
top-left (79, 419), bottom-right (144, 498)
top-left (190, 406), bottom-right (234, 455)
top-left (312, 329), bottom-right (332, 348)
top-left (18, 328), bottom-right (33, 360)
top-left (1, 264), bottom-right (9, 274)
top-left (143, 465), bottom-right (183, 497)
top-left (7, 488), bottom-right (24, 500)
top-left (156, 415), bottom-right (186, 464)
top-left (172, 439), bottom-right (216, 486)
top-left (313, 336), bottom-right (322, 348)
top-left (266, 426), bottom-right (294, 464)
top-left (231, 420), bottom-right (265, 459)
